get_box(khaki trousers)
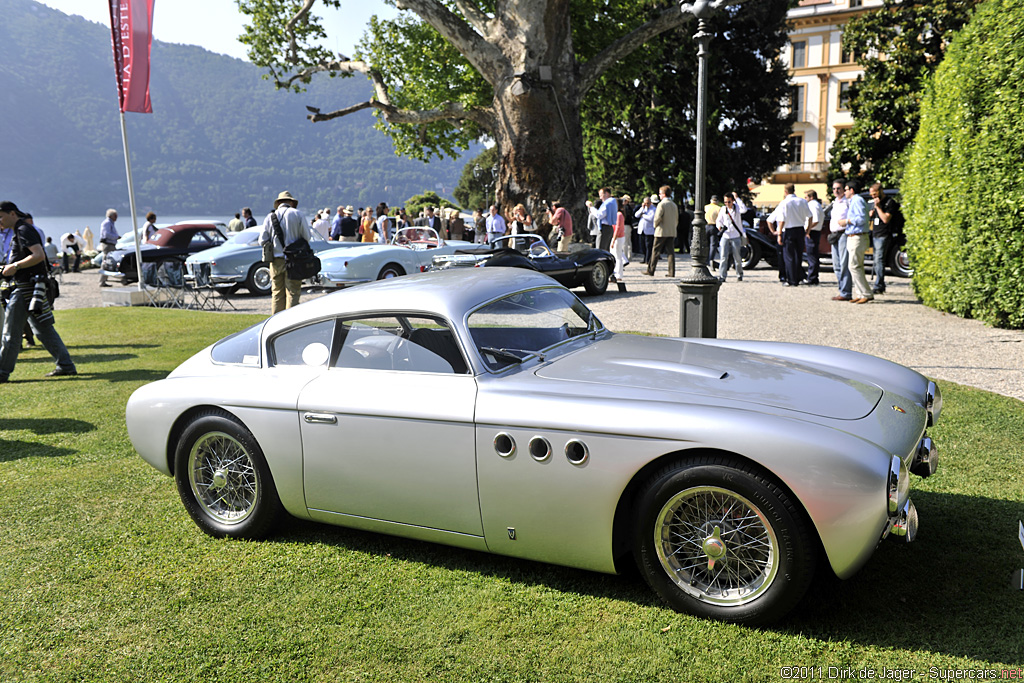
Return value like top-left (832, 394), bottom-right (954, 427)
top-left (846, 234), bottom-right (873, 300)
top-left (269, 257), bottom-right (303, 314)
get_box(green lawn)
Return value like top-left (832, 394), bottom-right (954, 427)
top-left (1, 308), bottom-right (1022, 682)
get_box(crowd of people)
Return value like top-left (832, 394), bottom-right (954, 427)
top-left (761, 179), bottom-right (899, 304)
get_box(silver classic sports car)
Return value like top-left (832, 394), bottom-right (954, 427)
top-left (126, 269), bottom-right (941, 625)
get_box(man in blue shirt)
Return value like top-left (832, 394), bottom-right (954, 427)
top-left (485, 205), bottom-right (507, 243)
top-left (838, 180), bottom-right (872, 303)
top-left (596, 187), bottom-right (618, 251)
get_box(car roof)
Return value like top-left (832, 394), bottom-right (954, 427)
top-left (264, 268), bottom-right (562, 336)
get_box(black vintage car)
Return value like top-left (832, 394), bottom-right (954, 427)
top-left (100, 221), bottom-right (229, 285)
top-left (431, 234), bottom-right (616, 295)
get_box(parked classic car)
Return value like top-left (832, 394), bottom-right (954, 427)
top-left (184, 227), bottom-right (357, 295)
top-left (126, 268), bottom-right (941, 625)
top-left (315, 226), bottom-right (474, 289)
top-left (100, 221), bottom-right (229, 285)
top-left (430, 234), bottom-right (616, 295)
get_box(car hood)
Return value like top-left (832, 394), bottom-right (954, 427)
top-left (186, 243), bottom-right (257, 263)
top-left (319, 243), bottom-right (399, 265)
top-left (535, 335), bottom-right (882, 420)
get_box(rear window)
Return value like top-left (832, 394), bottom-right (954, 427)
top-left (210, 322), bottom-right (263, 366)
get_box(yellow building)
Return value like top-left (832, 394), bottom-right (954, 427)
top-left (751, 0), bottom-right (879, 208)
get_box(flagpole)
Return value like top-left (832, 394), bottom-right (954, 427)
top-left (119, 111), bottom-right (146, 292)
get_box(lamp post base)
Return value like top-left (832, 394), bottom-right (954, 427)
top-left (677, 278), bottom-right (722, 338)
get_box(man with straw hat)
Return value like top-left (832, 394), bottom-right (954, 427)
top-left (258, 191), bottom-right (313, 314)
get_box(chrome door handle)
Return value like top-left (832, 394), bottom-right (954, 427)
top-left (303, 412), bottom-right (337, 424)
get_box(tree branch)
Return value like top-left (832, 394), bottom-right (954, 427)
top-left (394, 0), bottom-right (509, 85)
top-left (308, 99), bottom-right (496, 132)
top-left (451, 0), bottom-right (495, 39)
top-left (295, 58), bottom-right (496, 132)
top-left (283, 0), bottom-right (318, 64)
top-left (578, 7), bottom-right (693, 96)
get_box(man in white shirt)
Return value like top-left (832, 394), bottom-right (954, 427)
top-left (775, 183), bottom-right (812, 287)
top-left (258, 190), bottom-right (314, 314)
top-left (60, 231), bottom-right (83, 273)
top-left (803, 189), bottom-right (824, 285)
top-left (828, 179), bottom-right (853, 301)
top-left (715, 194), bottom-right (746, 282)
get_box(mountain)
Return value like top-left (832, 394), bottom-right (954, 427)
top-left (0, 0), bottom-right (476, 215)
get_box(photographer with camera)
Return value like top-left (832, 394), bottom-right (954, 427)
top-left (0, 201), bottom-right (77, 383)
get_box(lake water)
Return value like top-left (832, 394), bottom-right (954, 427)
top-left (31, 215), bottom-right (231, 246)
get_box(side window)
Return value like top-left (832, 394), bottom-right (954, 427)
top-left (271, 320), bottom-right (334, 367)
top-left (333, 315), bottom-right (466, 374)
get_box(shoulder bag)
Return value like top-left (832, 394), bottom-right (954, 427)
top-left (271, 212), bottom-right (321, 281)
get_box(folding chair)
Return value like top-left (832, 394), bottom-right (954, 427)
top-left (188, 263), bottom-right (237, 311)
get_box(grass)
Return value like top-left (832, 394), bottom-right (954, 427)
top-left (1, 307), bottom-right (1022, 682)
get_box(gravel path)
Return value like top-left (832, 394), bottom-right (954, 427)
top-left (53, 256), bottom-right (1024, 402)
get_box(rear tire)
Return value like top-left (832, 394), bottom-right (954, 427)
top-left (741, 241), bottom-right (761, 270)
top-left (174, 410), bottom-right (282, 539)
top-left (633, 455), bottom-right (816, 625)
top-left (377, 263), bottom-right (405, 280)
top-left (583, 260), bottom-right (610, 295)
top-left (245, 262), bottom-right (272, 295)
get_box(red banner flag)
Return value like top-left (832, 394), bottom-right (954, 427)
top-left (108, 0), bottom-right (156, 113)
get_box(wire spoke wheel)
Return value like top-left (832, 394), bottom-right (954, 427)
top-left (634, 457), bottom-right (815, 624)
top-left (188, 431), bottom-right (259, 525)
top-left (174, 411), bottom-right (281, 539)
top-left (654, 486), bottom-right (779, 606)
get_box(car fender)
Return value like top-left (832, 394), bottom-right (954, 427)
top-left (127, 372), bottom-right (319, 521)
top-left (473, 373), bottom-right (897, 578)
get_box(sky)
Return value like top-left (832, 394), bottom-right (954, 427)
top-left (34, 0), bottom-right (399, 62)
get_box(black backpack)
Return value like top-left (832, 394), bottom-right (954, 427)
top-left (270, 212), bottom-right (321, 281)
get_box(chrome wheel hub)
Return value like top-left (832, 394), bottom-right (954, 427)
top-left (655, 486), bottom-right (779, 606)
top-left (188, 431), bottom-right (258, 525)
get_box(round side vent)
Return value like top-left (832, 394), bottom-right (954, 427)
top-left (494, 432), bottom-right (516, 458)
top-left (565, 439), bottom-right (589, 466)
top-left (528, 436), bottom-right (551, 462)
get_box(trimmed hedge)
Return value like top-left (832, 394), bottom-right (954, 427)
top-left (902, 0), bottom-right (1024, 328)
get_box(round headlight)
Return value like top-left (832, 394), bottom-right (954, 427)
top-left (888, 455), bottom-right (910, 515)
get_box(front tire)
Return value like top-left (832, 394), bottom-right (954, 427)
top-left (583, 260), bottom-right (610, 295)
top-left (174, 410), bottom-right (282, 539)
top-left (633, 456), bottom-right (816, 625)
top-left (888, 246), bottom-right (913, 278)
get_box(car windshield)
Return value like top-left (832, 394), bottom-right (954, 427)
top-left (493, 235), bottom-right (551, 257)
top-left (225, 230), bottom-right (260, 246)
top-left (467, 287), bottom-right (601, 370)
top-left (393, 227), bottom-right (440, 249)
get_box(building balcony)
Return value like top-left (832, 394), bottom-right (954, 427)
top-left (771, 161), bottom-right (829, 183)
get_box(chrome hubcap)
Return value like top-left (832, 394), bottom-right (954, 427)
top-left (188, 431), bottom-right (258, 525)
top-left (655, 486), bottom-right (779, 606)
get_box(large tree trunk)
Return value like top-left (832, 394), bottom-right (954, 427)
top-left (490, 0), bottom-right (586, 233)
top-left (493, 83), bottom-right (587, 234)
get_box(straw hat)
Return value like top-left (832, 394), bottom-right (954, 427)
top-left (273, 190), bottom-right (298, 208)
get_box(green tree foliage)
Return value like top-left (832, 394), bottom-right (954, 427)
top-left (902, 0), bottom-right (1024, 328)
top-left (452, 147), bottom-right (498, 212)
top-left (580, 0), bottom-right (792, 203)
top-left (402, 190), bottom-right (458, 218)
top-left (236, 0), bottom-right (791, 223)
top-left (828, 0), bottom-right (977, 187)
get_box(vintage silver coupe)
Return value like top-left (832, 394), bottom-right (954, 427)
top-left (126, 269), bottom-right (940, 625)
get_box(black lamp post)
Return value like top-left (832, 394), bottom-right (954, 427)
top-left (676, 0), bottom-right (745, 338)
